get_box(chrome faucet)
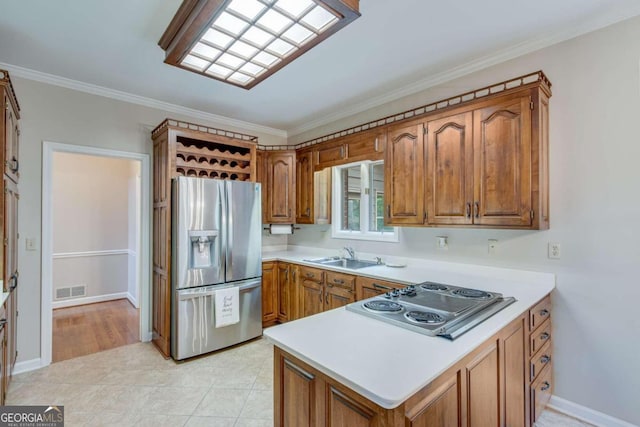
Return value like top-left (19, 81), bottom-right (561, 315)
top-left (343, 246), bottom-right (356, 260)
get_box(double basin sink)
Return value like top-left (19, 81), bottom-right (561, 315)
top-left (303, 256), bottom-right (379, 270)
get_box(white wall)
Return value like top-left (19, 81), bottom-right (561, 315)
top-left (288, 16), bottom-right (640, 425)
top-left (16, 78), bottom-right (287, 366)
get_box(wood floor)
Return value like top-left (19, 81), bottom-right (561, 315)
top-left (52, 299), bottom-right (139, 363)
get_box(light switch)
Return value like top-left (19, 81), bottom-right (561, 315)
top-left (26, 238), bottom-right (37, 251)
top-left (437, 236), bottom-right (448, 250)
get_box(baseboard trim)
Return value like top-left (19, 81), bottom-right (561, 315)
top-left (52, 292), bottom-right (129, 309)
top-left (549, 395), bottom-right (639, 427)
top-left (14, 358), bottom-right (44, 375)
top-left (126, 292), bottom-right (138, 309)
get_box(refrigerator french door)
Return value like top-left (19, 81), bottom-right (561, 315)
top-left (171, 177), bottom-right (262, 360)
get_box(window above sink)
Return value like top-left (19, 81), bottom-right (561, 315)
top-left (331, 160), bottom-right (399, 242)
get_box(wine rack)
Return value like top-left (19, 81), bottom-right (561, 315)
top-left (175, 139), bottom-right (253, 181)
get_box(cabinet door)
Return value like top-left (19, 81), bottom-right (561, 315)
top-left (473, 96), bottom-right (532, 226)
top-left (315, 142), bottom-right (345, 170)
top-left (426, 112), bottom-right (473, 225)
top-left (385, 121), bottom-right (426, 225)
top-left (277, 263), bottom-right (290, 322)
top-left (296, 151), bottom-right (314, 224)
top-left (261, 262), bottom-right (278, 326)
top-left (405, 373), bottom-right (461, 427)
top-left (313, 168), bottom-right (331, 225)
top-left (466, 342), bottom-right (500, 427)
top-left (502, 318), bottom-right (526, 427)
top-left (256, 150), bottom-right (268, 224)
top-left (344, 131), bottom-right (385, 162)
top-left (327, 385), bottom-right (377, 427)
top-left (3, 178), bottom-right (17, 295)
top-left (325, 287), bottom-right (354, 311)
top-left (0, 322), bottom-right (5, 405)
top-left (267, 151), bottom-right (296, 223)
top-left (4, 95), bottom-right (18, 182)
top-left (300, 278), bottom-right (324, 318)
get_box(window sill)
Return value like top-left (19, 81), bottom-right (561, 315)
top-left (330, 230), bottom-right (399, 243)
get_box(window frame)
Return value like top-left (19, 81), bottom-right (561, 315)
top-left (331, 160), bottom-right (399, 242)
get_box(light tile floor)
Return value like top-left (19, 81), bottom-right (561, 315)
top-left (8, 338), bottom-right (591, 427)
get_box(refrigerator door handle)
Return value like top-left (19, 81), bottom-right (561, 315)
top-left (178, 280), bottom-right (261, 301)
top-left (220, 180), bottom-right (229, 281)
top-left (225, 181), bottom-right (233, 281)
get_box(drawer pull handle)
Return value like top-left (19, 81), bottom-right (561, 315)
top-left (373, 283), bottom-right (392, 291)
top-left (306, 273), bottom-right (315, 278)
top-left (327, 283), bottom-right (334, 288)
top-left (540, 381), bottom-right (550, 391)
top-left (540, 332), bottom-right (550, 341)
top-left (540, 355), bottom-right (551, 364)
top-left (333, 279), bottom-right (344, 284)
top-left (465, 202), bottom-right (471, 218)
top-left (540, 309), bottom-right (550, 317)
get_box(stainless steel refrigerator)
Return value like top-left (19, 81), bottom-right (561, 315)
top-left (171, 176), bottom-right (262, 360)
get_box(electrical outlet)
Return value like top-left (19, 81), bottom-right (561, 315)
top-left (437, 236), bottom-right (448, 250)
top-left (548, 242), bottom-right (561, 259)
top-left (488, 239), bottom-right (498, 255)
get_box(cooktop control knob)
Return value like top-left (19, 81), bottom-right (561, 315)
top-left (385, 289), bottom-right (400, 299)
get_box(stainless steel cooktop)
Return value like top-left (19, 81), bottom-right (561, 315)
top-left (345, 281), bottom-right (516, 340)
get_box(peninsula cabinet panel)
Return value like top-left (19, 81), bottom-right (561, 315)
top-left (262, 261), bottom-right (278, 327)
top-left (278, 355), bottom-right (318, 427)
top-left (385, 121), bottom-right (426, 225)
top-left (405, 373), bottom-right (461, 427)
top-left (473, 95), bottom-right (532, 227)
top-left (295, 150), bottom-right (314, 224)
top-left (426, 112), bottom-right (474, 226)
top-left (327, 386), bottom-right (377, 427)
top-left (266, 151), bottom-right (296, 223)
top-left (502, 317), bottom-right (527, 427)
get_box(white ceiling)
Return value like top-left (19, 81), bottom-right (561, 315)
top-left (1, 0), bottom-right (639, 137)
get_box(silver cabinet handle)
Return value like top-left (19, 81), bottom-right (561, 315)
top-left (332, 279), bottom-right (344, 285)
top-left (540, 355), bottom-right (551, 364)
top-left (373, 283), bottom-right (392, 291)
top-left (465, 202), bottom-right (471, 218)
top-left (540, 309), bottom-right (550, 317)
top-left (540, 332), bottom-right (550, 341)
top-left (474, 201), bottom-right (479, 218)
top-left (541, 382), bottom-right (550, 391)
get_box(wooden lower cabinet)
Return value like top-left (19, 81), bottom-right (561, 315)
top-left (299, 274), bottom-right (324, 318)
top-left (262, 262), bottom-right (278, 327)
top-left (274, 310), bottom-right (543, 427)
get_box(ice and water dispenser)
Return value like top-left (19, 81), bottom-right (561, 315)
top-left (188, 230), bottom-right (218, 269)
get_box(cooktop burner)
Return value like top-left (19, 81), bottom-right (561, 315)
top-left (420, 283), bottom-right (449, 291)
top-left (451, 288), bottom-right (493, 299)
top-left (405, 310), bottom-right (445, 324)
top-left (363, 300), bottom-right (403, 313)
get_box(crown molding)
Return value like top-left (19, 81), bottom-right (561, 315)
top-left (0, 62), bottom-right (288, 138)
top-left (288, 7), bottom-right (640, 137)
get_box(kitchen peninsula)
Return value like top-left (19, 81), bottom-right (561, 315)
top-left (263, 249), bottom-right (555, 426)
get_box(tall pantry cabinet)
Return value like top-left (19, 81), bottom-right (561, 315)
top-left (0, 69), bottom-right (20, 404)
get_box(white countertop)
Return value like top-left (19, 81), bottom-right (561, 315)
top-left (263, 247), bottom-right (555, 409)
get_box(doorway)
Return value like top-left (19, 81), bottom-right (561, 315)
top-left (41, 142), bottom-right (150, 366)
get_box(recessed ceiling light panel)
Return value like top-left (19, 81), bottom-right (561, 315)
top-left (159, 0), bottom-right (361, 89)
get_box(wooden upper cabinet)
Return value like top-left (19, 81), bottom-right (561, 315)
top-left (315, 141), bottom-right (345, 170)
top-left (296, 150), bottom-right (314, 224)
top-left (266, 151), bottom-right (296, 223)
top-left (426, 112), bottom-right (474, 226)
top-left (4, 94), bottom-right (18, 183)
top-left (344, 130), bottom-right (385, 162)
top-left (385, 121), bottom-right (426, 225)
top-left (473, 95), bottom-right (532, 227)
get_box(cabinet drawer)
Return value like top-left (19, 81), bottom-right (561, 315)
top-left (529, 295), bottom-right (551, 331)
top-left (325, 271), bottom-right (356, 291)
top-left (299, 266), bottom-right (324, 283)
top-left (531, 363), bottom-right (553, 423)
top-left (530, 318), bottom-right (551, 357)
top-left (530, 339), bottom-right (552, 382)
top-left (355, 276), bottom-right (404, 300)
